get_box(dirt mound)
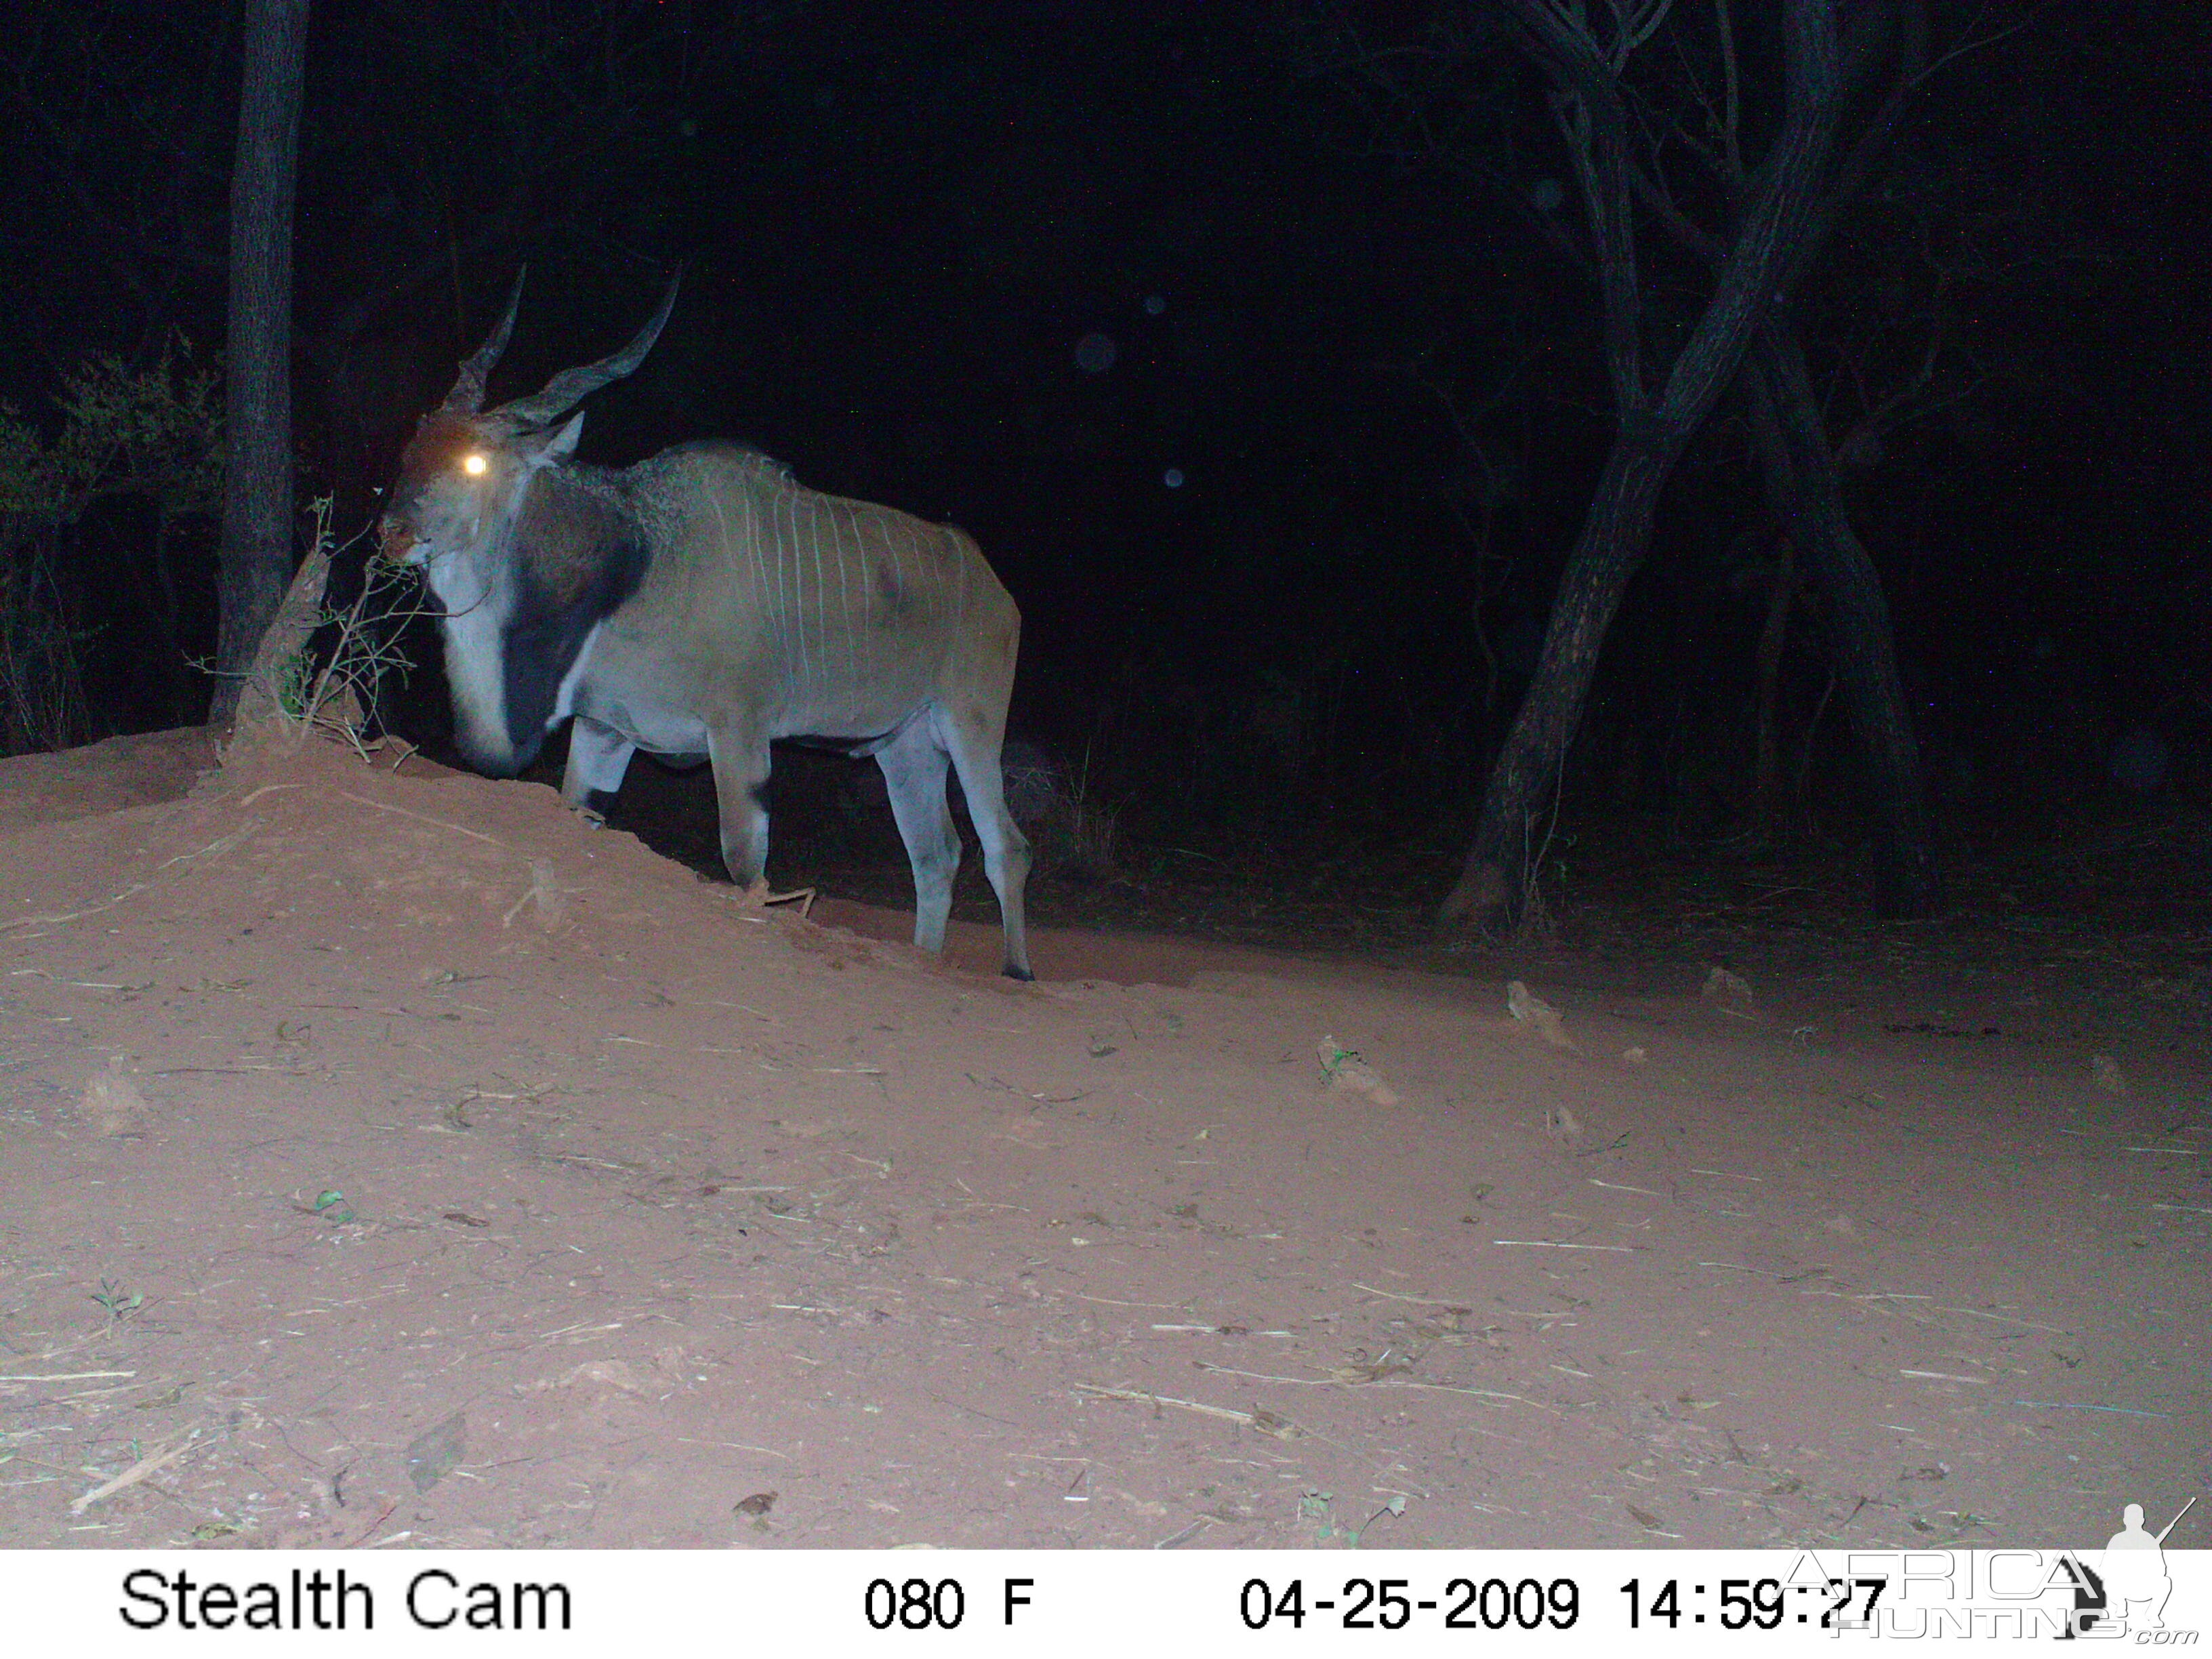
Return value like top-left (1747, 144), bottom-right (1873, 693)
top-left (0, 729), bottom-right (217, 836)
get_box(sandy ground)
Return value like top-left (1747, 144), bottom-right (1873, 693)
top-left (0, 729), bottom-right (2203, 1551)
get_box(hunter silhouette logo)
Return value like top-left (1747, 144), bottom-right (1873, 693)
top-left (2062, 1496), bottom-right (2196, 1638)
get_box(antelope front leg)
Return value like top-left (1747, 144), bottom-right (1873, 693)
top-left (706, 720), bottom-right (773, 888)
top-left (562, 716), bottom-right (636, 823)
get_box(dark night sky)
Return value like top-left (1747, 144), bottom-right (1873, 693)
top-left (3, 0), bottom-right (2207, 853)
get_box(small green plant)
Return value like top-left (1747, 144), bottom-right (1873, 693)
top-left (1299, 1488), bottom-right (1409, 1548)
top-left (90, 1278), bottom-right (143, 1317)
top-left (311, 1189), bottom-right (356, 1226)
top-left (288, 497), bottom-right (427, 752)
top-left (274, 645), bottom-right (316, 720)
top-left (220, 495), bottom-right (430, 754)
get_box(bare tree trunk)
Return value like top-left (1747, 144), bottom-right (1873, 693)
top-left (211, 0), bottom-right (310, 728)
top-left (1747, 316), bottom-right (1942, 916)
top-left (1439, 0), bottom-right (1845, 931)
top-left (1441, 425), bottom-right (1675, 921)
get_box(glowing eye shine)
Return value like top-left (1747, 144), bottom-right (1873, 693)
top-left (462, 453), bottom-right (488, 476)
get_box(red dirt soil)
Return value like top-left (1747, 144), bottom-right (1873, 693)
top-left (0, 729), bottom-right (2203, 1550)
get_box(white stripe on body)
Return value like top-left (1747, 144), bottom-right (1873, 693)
top-left (885, 499), bottom-right (903, 602)
top-left (781, 487), bottom-right (803, 695)
top-left (863, 510), bottom-right (884, 694)
top-left (737, 474), bottom-right (774, 703)
top-left (808, 487), bottom-right (827, 697)
top-left (835, 498), bottom-right (856, 692)
top-left (760, 481), bottom-right (785, 693)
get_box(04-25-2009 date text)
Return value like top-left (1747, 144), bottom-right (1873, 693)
top-left (1240, 1576), bottom-right (1580, 1632)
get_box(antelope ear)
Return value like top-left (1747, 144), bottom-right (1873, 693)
top-left (529, 411), bottom-right (586, 468)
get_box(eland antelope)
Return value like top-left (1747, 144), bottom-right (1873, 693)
top-left (379, 274), bottom-right (1034, 979)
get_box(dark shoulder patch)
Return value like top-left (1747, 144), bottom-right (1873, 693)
top-left (514, 472), bottom-right (646, 613)
top-left (496, 473), bottom-right (649, 750)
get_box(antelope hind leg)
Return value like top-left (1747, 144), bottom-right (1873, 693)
top-left (877, 718), bottom-right (962, 956)
top-left (936, 705), bottom-right (1033, 981)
